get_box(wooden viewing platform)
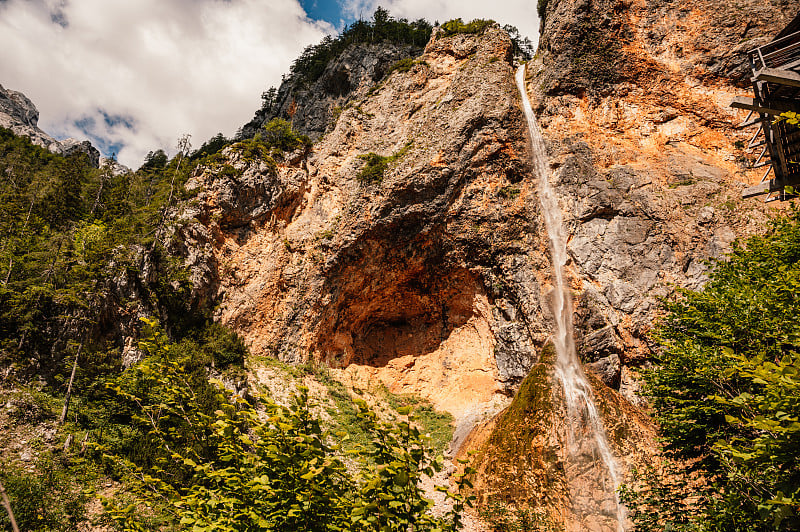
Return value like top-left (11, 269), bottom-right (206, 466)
top-left (734, 14), bottom-right (800, 201)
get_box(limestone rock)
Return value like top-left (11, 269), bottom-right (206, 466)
top-left (0, 83), bottom-right (103, 167)
top-left (241, 41), bottom-right (424, 140)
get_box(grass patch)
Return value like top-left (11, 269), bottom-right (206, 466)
top-left (498, 186), bottom-right (521, 200)
top-left (316, 228), bottom-right (334, 241)
top-left (377, 386), bottom-right (454, 457)
top-left (668, 178), bottom-right (695, 189)
top-left (356, 141), bottom-right (413, 185)
top-left (388, 58), bottom-right (429, 76)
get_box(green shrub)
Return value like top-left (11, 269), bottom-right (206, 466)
top-left (201, 322), bottom-right (247, 368)
top-left (498, 186), bottom-right (521, 200)
top-left (390, 57), bottom-right (414, 74)
top-left (356, 142), bottom-right (412, 185)
top-left (625, 210), bottom-right (800, 530)
top-left (441, 18), bottom-right (494, 37)
top-left (218, 164), bottom-right (241, 179)
top-left (356, 153), bottom-right (391, 184)
top-left (0, 458), bottom-right (88, 532)
top-left (262, 118), bottom-right (311, 152)
top-left (478, 500), bottom-right (555, 531)
top-left (97, 325), bottom-right (473, 531)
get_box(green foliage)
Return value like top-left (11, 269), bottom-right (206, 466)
top-left (478, 501), bottom-right (556, 531)
top-left (0, 124), bottom-right (206, 384)
top-left (290, 8), bottom-right (432, 85)
top-left (0, 456), bottom-right (90, 531)
top-left (201, 322), bottom-right (248, 368)
top-left (634, 210), bottom-right (800, 530)
top-left (440, 19), bottom-right (494, 37)
top-left (618, 463), bottom-right (707, 532)
top-left (189, 133), bottom-right (230, 161)
top-left (775, 111), bottom-right (799, 126)
top-left (229, 135), bottom-right (272, 163)
top-left (387, 58), bottom-right (428, 76)
top-left (356, 153), bottom-right (391, 184)
top-left (389, 57), bottom-right (415, 74)
top-left (356, 142), bottom-right (412, 185)
top-left (262, 118), bottom-right (311, 152)
top-left (97, 324), bottom-right (472, 531)
top-left (498, 186), bottom-right (520, 200)
top-left (378, 387), bottom-right (455, 458)
top-left (260, 87), bottom-right (278, 114)
top-left (229, 119), bottom-right (309, 164)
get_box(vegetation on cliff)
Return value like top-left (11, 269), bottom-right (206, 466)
top-left (622, 211), bottom-right (800, 530)
top-left (289, 7), bottom-right (432, 86)
top-left (95, 322), bottom-right (469, 532)
top-left (0, 116), bottom-right (465, 530)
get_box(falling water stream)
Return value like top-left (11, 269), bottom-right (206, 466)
top-left (515, 65), bottom-right (626, 532)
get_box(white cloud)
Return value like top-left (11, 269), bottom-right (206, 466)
top-left (0, 0), bottom-right (333, 167)
top-left (340, 0), bottom-right (540, 51)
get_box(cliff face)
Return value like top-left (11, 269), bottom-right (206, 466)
top-left (461, 0), bottom-right (791, 523)
top-left (525, 0), bottom-right (791, 392)
top-left (0, 83), bottom-right (101, 167)
top-left (171, 5), bottom-right (791, 527)
top-left (183, 26), bottom-right (548, 427)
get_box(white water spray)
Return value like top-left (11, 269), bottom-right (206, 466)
top-left (515, 65), bottom-right (626, 532)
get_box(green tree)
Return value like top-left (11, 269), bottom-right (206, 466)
top-left (629, 210), bottom-right (800, 530)
top-left (98, 321), bottom-right (472, 531)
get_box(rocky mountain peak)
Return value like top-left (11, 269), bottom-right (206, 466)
top-left (0, 83), bottom-right (101, 168)
top-left (0, 84), bottom-right (39, 127)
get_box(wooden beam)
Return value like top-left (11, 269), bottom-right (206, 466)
top-left (730, 96), bottom-right (800, 115)
top-left (755, 67), bottom-right (800, 88)
top-left (742, 180), bottom-right (773, 198)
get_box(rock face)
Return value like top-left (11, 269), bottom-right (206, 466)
top-left (0, 83), bottom-right (101, 167)
top-left (460, 0), bottom-right (789, 523)
top-left (524, 0), bottom-right (790, 385)
top-left (184, 26), bottom-right (547, 423)
top-left (171, 6), bottom-right (788, 527)
top-left (240, 42), bottom-right (424, 140)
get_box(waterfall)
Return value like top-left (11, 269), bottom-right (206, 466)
top-left (515, 65), bottom-right (626, 532)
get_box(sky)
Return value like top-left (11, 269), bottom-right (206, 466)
top-left (0, 0), bottom-right (540, 168)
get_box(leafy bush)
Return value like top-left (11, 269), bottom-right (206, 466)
top-left (201, 322), bottom-right (247, 368)
top-left (498, 186), bottom-right (520, 200)
top-left (627, 210), bottom-right (800, 530)
top-left (356, 142), bottom-right (412, 185)
top-left (97, 324), bottom-right (473, 531)
top-left (0, 457), bottom-right (88, 531)
top-left (440, 19), bottom-right (494, 37)
top-left (262, 118), bottom-right (311, 152)
top-left (356, 153), bottom-right (391, 184)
